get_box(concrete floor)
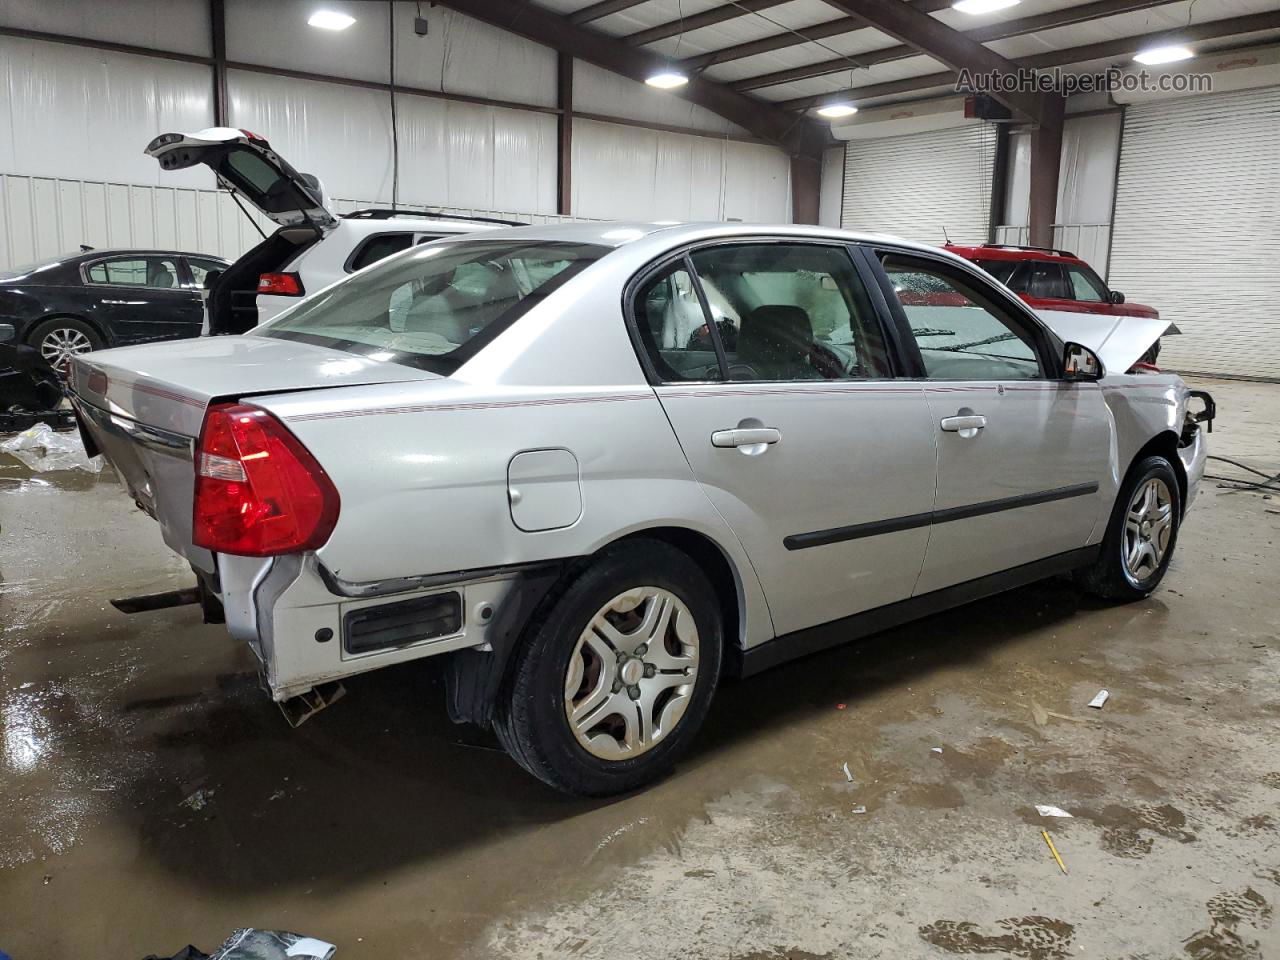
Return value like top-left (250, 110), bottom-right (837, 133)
top-left (2, 376), bottom-right (1278, 960)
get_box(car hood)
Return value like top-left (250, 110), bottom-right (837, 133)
top-left (1035, 310), bottom-right (1174, 375)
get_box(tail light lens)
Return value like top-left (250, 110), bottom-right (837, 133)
top-left (193, 403), bottom-right (340, 556)
top-left (258, 272), bottom-right (304, 296)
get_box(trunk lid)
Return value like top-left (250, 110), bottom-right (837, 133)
top-left (69, 336), bottom-right (439, 571)
top-left (145, 128), bottom-right (337, 231)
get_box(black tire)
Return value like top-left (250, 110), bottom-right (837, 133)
top-left (493, 539), bottom-right (723, 796)
top-left (26, 316), bottom-right (104, 374)
top-left (1078, 455), bottom-right (1181, 602)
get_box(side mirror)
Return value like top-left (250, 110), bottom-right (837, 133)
top-left (1063, 342), bottom-right (1104, 381)
top-left (1109, 290), bottom-right (1125, 304)
top-left (0, 322), bottom-right (15, 343)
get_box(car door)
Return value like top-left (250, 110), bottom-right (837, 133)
top-left (84, 255), bottom-right (203, 343)
top-left (631, 239), bottom-right (938, 637)
top-left (871, 248), bottom-right (1112, 595)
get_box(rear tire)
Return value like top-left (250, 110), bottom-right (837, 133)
top-left (1078, 455), bottom-right (1181, 601)
top-left (493, 540), bottom-right (723, 796)
top-left (27, 317), bottom-right (103, 375)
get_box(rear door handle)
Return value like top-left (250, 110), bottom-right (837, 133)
top-left (940, 414), bottom-right (987, 434)
top-left (711, 427), bottom-right (781, 448)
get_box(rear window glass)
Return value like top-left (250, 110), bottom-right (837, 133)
top-left (259, 240), bottom-right (606, 375)
top-left (973, 259), bottom-right (1018, 285)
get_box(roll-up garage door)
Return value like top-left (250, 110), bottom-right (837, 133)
top-left (1109, 86), bottom-right (1280, 380)
top-left (841, 124), bottom-right (996, 245)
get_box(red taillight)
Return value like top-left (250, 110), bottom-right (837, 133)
top-left (193, 403), bottom-right (339, 557)
top-left (258, 272), bottom-right (304, 296)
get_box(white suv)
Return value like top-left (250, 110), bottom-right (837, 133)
top-left (146, 128), bottom-right (517, 333)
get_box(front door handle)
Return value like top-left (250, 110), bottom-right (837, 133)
top-left (940, 414), bottom-right (987, 436)
top-left (711, 427), bottom-right (781, 449)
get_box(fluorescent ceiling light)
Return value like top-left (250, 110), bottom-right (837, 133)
top-left (308, 10), bottom-right (356, 30)
top-left (952, 0), bottom-right (1020, 14)
top-left (817, 103), bottom-right (858, 119)
top-left (1133, 44), bottom-right (1195, 65)
top-left (645, 71), bottom-right (689, 90)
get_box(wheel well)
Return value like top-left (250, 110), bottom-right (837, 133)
top-left (29, 313), bottom-right (109, 347)
top-left (615, 527), bottom-right (742, 657)
top-left (1127, 430), bottom-right (1187, 513)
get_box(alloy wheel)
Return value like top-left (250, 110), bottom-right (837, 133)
top-left (39, 327), bottom-right (94, 373)
top-left (1123, 476), bottom-right (1173, 582)
top-left (564, 587), bottom-right (699, 760)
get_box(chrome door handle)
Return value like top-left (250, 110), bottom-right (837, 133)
top-left (940, 414), bottom-right (987, 433)
top-left (711, 427), bottom-right (781, 448)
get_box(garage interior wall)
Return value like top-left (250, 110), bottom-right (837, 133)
top-left (0, 0), bottom-right (793, 266)
top-left (841, 123), bottom-right (997, 245)
top-left (997, 112), bottom-right (1121, 277)
top-left (1108, 84), bottom-right (1280, 380)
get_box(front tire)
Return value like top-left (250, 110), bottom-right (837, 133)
top-left (27, 317), bottom-right (103, 375)
top-left (494, 540), bottom-right (723, 796)
top-left (1078, 455), bottom-right (1181, 601)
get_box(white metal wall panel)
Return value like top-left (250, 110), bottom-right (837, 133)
top-left (572, 60), bottom-right (751, 138)
top-left (0, 0), bottom-right (210, 57)
top-left (819, 146), bottom-right (845, 227)
top-left (0, 173), bottom-right (579, 272)
top-left (1109, 86), bottom-right (1280, 379)
top-left (0, 175), bottom-right (273, 268)
top-left (224, 2), bottom-right (557, 108)
top-left (0, 36), bottom-right (214, 187)
top-left (571, 119), bottom-right (789, 222)
top-left (842, 124), bottom-right (996, 245)
top-left (228, 70), bottom-right (557, 215)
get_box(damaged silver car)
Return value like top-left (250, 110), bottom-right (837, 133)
top-left (68, 222), bottom-right (1213, 795)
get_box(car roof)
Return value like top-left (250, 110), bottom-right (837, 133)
top-left (436, 220), bottom-right (972, 262)
top-left (945, 244), bottom-right (1082, 265)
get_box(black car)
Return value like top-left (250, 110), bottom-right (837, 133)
top-left (0, 248), bottom-right (229, 371)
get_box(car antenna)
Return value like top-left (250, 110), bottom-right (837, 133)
top-left (941, 226), bottom-right (951, 243)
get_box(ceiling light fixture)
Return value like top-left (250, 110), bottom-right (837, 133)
top-left (308, 10), bottom-right (356, 30)
top-left (1133, 44), bottom-right (1195, 65)
top-left (952, 0), bottom-right (1020, 14)
top-left (817, 103), bottom-right (858, 119)
top-left (645, 70), bottom-right (689, 89)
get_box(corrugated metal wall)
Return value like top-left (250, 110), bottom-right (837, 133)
top-left (0, 174), bottom-right (580, 269)
top-left (1109, 86), bottom-right (1280, 380)
top-left (0, 0), bottom-right (794, 269)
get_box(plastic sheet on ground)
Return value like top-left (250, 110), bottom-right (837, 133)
top-left (0, 423), bottom-right (102, 473)
top-left (143, 929), bottom-right (336, 960)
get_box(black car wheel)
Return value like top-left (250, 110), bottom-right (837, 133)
top-left (27, 317), bottom-right (103, 374)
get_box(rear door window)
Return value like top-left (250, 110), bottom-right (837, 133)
top-left (973, 259), bottom-right (1018, 285)
top-left (86, 257), bottom-right (181, 289)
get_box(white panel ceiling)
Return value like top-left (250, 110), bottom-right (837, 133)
top-left (529, 0), bottom-right (1280, 113)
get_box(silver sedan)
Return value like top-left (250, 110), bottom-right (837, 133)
top-left (70, 221), bottom-right (1210, 795)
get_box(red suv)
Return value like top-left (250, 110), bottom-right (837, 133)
top-left (945, 243), bottom-right (1162, 363)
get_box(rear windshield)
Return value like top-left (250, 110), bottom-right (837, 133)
top-left (258, 240), bottom-right (607, 375)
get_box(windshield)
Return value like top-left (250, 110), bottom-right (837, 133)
top-left (258, 239), bottom-right (607, 375)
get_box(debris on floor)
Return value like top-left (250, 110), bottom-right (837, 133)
top-left (931, 747), bottom-right (943, 753)
top-left (1041, 831), bottom-right (1068, 875)
top-left (181, 788), bottom-right (213, 812)
top-left (842, 762), bottom-right (853, 782)
top-left (0, 422), bottom-right (102, 473)
top-left (1035, 804), bottom-right (1074, 819)
top-left (1088, 689), bottom-right (1110, 709)
top-left (142, 929), bottom-right (336, 960)
top-left (851, 805), bottom-right (867, 814)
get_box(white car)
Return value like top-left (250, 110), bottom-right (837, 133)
top-left (69, 221), bottom-right (1212, 796)
top-left (145, 128), bottom-right (515, 333)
